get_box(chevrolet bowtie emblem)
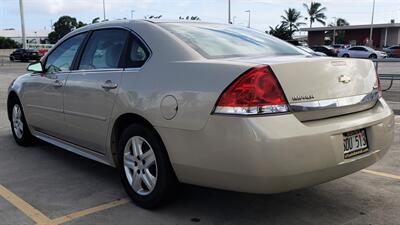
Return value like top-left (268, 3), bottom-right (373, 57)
top-left (338, 75), bottom-right (351, 84)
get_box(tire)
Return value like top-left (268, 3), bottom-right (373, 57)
top-left (10, 56), bottom-right (14, 61)
top-left (369, 54), bottom-right (377, 59)
top-left (342, 54), bottom-right (350, 58)
top-left (9, 97), bottom-right (35, 146)
top-left (117, 124), bottom-right (178, 208)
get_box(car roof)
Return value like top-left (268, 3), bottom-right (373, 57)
top-left (64, 19), bottom-right (224, 40)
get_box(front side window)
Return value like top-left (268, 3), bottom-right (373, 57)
top-left (79, 29), bottom-right (127, 70)
top-left (160, 23), bottom-right (303, 59)
top-left (45, 33), bottom-right (86, 73)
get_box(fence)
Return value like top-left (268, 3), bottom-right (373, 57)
top-left (373, 58), bottom-right (400, 91)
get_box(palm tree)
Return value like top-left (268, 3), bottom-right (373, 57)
top-left (268, 23), bottom-right (294, 40)
top-left (328, 18), bottom-right (350, 44)
top-left (303, 2), bottom-right (327, 28)
top-left (91, 17), bottom-right (100, 24)
top-left (330, 18), bottom-right (349, 27)
top-left (281, 8), bottom-right (306, 32)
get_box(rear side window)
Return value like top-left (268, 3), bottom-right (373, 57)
top-left (45, 33), bottom-right (86, 73)
top-left (79, 29), bottom-right (127, 70)
top-left (125, 35), bottom-right (149, 68)
top-left (160, 23), bottom-right (303, 59)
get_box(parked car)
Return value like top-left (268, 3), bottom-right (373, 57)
top-left (38, 48), bottom-right (49, 57)
top-left (311, 45), bottom-right (337, 56)
top-left (338, 46), bottom-right (387, 59)
top-left (7, 20), bottom-right (394, 208)
top-left (9, 48), bottom-right (41, 62)
top-left (297, 45), bottom-right (327, 56)
top-left (383, 45), bottom-right (400, 58)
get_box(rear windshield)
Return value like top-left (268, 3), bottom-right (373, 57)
top-left (160, 23), bottom-right (304, 59)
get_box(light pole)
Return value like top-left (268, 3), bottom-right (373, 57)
top-left (19, 0), bottom-right (26, 49)
top-left (103, 0), bottom-right (106, 21)
top-left (245, 10), bottom-right (251, 28)
top-left (369, 0), bottom-right (376, 47)
top-left (332, 17), bottom-right (337, 45)
top-left (228, 0), bottom-right (232, 24)
top-left (131, 10), bottom-right (135, 20)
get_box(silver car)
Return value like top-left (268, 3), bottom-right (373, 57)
top-left (339, 46), bottom-right (387, 59)
top-left (7, 20), bottom-right (394, 208)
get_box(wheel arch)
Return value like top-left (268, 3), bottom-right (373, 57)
top-left (369, 53), bottom-right (377, 58)
top-left (110, 113), bottom-right (171, 168)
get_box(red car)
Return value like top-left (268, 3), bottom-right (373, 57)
top-left (383, 45), bottom-right (400, 58)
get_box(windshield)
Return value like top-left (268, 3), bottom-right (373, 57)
top-left (160, 23), bottom-right (304, 59)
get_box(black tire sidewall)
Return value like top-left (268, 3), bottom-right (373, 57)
top-left (117, 124), bottom-right (178, 208)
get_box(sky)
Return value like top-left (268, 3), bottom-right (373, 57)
top-left (1, 0), bottom-right (400, 33)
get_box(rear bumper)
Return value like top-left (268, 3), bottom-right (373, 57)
top-left (157, 98), bottom-right (395, 193)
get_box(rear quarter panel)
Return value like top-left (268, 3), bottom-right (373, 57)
top-left (112, 60), bottom-right (253, 131)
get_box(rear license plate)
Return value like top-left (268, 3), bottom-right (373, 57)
top-left (343, 129), bottom-right (368, 159)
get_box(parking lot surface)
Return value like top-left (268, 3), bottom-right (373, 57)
top-left (0, 62), bottom-right (399, 225)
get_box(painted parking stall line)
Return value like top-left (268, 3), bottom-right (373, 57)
top-left (362, 169), bottom-right (400, 180)
top-left (0, 184), bottom-right (53, 224)
top-left (51, 198), bottom-right (130, 225)
top-left (0, 183), bottom-right (130, 225)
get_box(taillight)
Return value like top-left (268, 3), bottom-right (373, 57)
top-left (213, 65), bottom-right (289, 115)
top-left (374, 67), bottom-right (382, 98)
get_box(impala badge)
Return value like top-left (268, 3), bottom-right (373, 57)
top-left (292, 95), bottom-right (315, 101)
top-left (338, 75), bottom-right (351, 84)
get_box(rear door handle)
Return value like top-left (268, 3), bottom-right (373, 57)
top-left (101, 80), bottom-right (118, 90)
top-left (53, 79), bottom-right (63, 88)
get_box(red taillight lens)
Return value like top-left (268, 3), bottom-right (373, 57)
top-left (214, 65), bottom-right (289, 115)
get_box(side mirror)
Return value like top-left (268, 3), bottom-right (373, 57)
top-left (27, 62), bottom-right (44, 73)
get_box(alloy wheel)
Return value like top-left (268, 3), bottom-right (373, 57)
top-left (123, 136), bottom-right (158, 196)
top-left (12, 104), bottom-right (23, 139)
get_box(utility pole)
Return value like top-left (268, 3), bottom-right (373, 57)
top-left (19, 0), bottom-right (26, 49)
top-left (332, 17), bottom-right (337, 45)
top-left (245, 10), bottom-right (251, 28)
top-left (228, 0), bottom-right (231, 24)
top-left (369, 0), bottom-right (376, 47)
top-left (131, 10), bottom-right (135, 20)
top-left (103, 0), bottom-right (106, 21)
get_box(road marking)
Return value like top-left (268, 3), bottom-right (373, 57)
top-left (362, 169), bottom-right (400, 180)
top-left (0, 184), bottom-right (53, 225)
top-left (51, 198), bottom-right (130, 225)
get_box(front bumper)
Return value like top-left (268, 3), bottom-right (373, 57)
top-left (157, 98), bottom-right (395, 193)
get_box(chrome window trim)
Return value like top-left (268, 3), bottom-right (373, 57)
top-left (290, 91), bottom-right (380, 112)
top-left (51, 25), bottom-right (152, 74)
top-left (68, 68), bottom-right (124, 74)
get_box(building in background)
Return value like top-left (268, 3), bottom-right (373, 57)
top-left (0, 29), bottom-right (49, 45)
top-left (301, 22), bottom-right (400, 48)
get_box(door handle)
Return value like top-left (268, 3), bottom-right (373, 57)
top-left (101, 80), bottom-right (118, 90)
top-left (53, 79), bottom-right (63, 88)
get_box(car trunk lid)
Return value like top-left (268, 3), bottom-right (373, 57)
top-left (227, 56), bottom-right (379, 121)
